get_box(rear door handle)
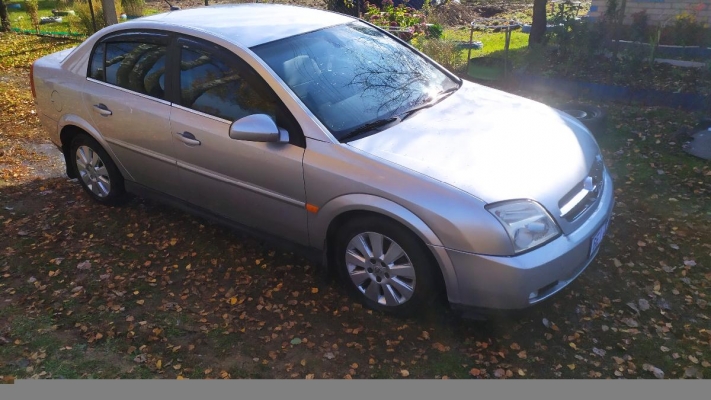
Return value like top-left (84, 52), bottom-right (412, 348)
top-left (174, 131), bottom-right (201, 146)
top-left (92, 103), bottom-right (112, 116)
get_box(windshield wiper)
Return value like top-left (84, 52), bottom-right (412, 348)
top-left (399, 87), bottom-right (460, 121)
top-left (339, 116), bottom-right (400, 142)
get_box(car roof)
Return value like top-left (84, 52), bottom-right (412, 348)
top-left (137, 4), bottom-right (355, 47)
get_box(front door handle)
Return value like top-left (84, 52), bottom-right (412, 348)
top-left (92, 103), bottom-right (112, 116)
top-left (174, 131), bottom-right (201, 146)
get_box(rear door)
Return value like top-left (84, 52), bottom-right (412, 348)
top-left (83, 31), bottom-right (182, 197)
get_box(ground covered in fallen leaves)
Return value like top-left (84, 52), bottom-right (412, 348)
top-left (1, 32), bottom-right (710, 381)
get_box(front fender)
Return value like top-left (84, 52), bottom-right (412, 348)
top-left (309, 193), bottom-right (461, 304)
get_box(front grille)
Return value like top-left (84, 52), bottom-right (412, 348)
top-left (558, 155), bottom-right (605, 222)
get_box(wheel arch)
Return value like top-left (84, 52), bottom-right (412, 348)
top-left (312, 194), bottom-right (460, 304)
top-left (58, 114), bottom-right (133, 181)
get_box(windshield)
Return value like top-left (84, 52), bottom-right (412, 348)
top-left (252, 21), bottom-right (460, 141)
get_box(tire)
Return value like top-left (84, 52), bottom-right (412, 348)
top-left (334, 216), bottom-right (439, 317)
top-left (559, 102), bottom-right (607, 136)
top-left (70, 135), bottom-right (126, 205)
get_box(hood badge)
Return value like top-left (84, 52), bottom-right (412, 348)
top-left (583, 176), bottom-right (595, 191)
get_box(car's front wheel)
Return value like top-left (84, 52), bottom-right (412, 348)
top-left (70, 135), bottom-right (126, 205)
top-left (334, 216), bottom-right (438, 317)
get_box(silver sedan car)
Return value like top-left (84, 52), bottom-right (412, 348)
top-left (31, 4), bottom-right (614, 317)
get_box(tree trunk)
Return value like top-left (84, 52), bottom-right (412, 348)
top-left (102, 0), bottom-right (118, 26)
top-left (529, 0), bottom-right (547, 46)
top-left (0, 0), bottom-right (11, 32)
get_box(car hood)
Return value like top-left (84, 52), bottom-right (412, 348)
top-left (348, 81), bottom-right (601, 208)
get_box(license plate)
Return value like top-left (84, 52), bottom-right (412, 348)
top-left (589, 220), bottom-right (609, 257)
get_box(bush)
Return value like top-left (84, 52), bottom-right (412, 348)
top-left (25, 0), bottom-right (40, 33)
top-left (71, 0), bottom-right (122, 35)
top-left (427, 23), bottom-right (443, 39)
top-left (414, 38), bottom-right (465, 72)
top-left (323, 0), bottom-right (355, 15)
top-left (121, 0), bottom-right (144, 17)
top-left (630, 11), bottom-right (649, 43)
top-left (667, 12), bottom-right (707, 46)
top-left (362, 0), bottom-right (429, 41)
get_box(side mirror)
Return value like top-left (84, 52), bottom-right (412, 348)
top-left (228, 114), bottom-right (289, 143)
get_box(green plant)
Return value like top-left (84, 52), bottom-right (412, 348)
top-left (71, 0), bottom-right (121, 34)
top-left (648, 24), bottom-right (661, 67)
top-left (362, 0), bottom-right (427, 41)
top-left (630, 10), bottom-right (648, 42)
top-left (121, 0), bottom-right (143, 17)
top-left (323, 0), bottom-right (353, 15)
top-left (25, 0), bottom-right (40, 33)
top-left (669, 12), bottom-right (706, 46)
top-left (414, 37), bottom-right (464, 72)
top-left (56, 0), bottom-right (74, 9)
top-left (427, 22), bottom-right (443, 39)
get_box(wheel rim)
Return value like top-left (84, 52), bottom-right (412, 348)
top-left (75, 145), bottom-right (111, 198)
top-left (345, 232), bottom-right (416, 307)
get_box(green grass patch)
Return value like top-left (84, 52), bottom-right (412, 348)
top-left (5, 0), bottom-right (163, 36)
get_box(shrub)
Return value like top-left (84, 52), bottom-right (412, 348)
top-left (71, 0), bottom-right (122, 35)
top-left (323, 0), bottom-right (354, 15)
top-left (414, 38), bottom-right (465, 72)
top-left (362, 0), bottom-right (428, 41)
top-left (630, 11), bottom-right (649, 43)
top-left (25, 0), bottom-right (40, 33)
top-left (667, 12), bottom-right (706, 46)
top-left (121, 0), bottom-right (144, 17)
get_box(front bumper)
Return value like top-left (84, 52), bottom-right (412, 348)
top-left (444, 170), bottom-right (615, 311)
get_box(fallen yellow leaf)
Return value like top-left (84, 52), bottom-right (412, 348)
top-left (311, 287), bottom-right (319, 294)
top-left (156, 360), bottom-right (162, 369)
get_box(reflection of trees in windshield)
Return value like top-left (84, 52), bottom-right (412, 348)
top-left (253, 22), bottom-right (458, 137)
top-left (345, 33), bottom-right (434, 116)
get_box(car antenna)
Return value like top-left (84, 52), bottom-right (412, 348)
top-left (164, 0), bottom-right (180, 11)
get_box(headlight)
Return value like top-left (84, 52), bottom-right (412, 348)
top-left (486, 200), bottom-right (561, 254)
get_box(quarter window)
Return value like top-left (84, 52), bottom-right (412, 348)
top-left (178, 41), bottom-right (275, 121)
top-left (89, 43), bottom-right (105, 81)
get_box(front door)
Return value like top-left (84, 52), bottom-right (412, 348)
top-left (169, 37), bottom-right (309, 245)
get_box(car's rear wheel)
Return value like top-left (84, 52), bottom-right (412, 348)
top-left (334, 216), bottom-right (438, 317)
top-left (70, 135), bottom-right (126, 205)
